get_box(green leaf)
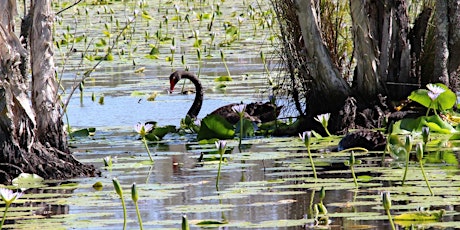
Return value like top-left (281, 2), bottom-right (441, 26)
top-left (141, 10), bottom-right (153, 20)
top-left (195, 220), bottom-right (228, 225)
top-left (149, 46), bottom-right (160, 55)
top-left (197, 114), bottom-right (235, 140)
top-left (130, 91), bottom-right (146, 96)
top-left (435, 84), bottom-right (456, 110)
top-left (408, 83), bottom-right (456, 111)
top-left (408, 89), bottom-right (431, 108)
top-left (422, 115), bottom-right (456, 134)
top-left (214, 76), bottom-right (233, 82)
top-left (145, 125), bottom-right (176, 141)
top-left (71, 128), bottom-right (96, 137)
top-left (12, 173), bottom-right (45, 188)
top-left (394, 210), bottom-right (445, 221)
top-left (235, 118), bottom-right (255, 137)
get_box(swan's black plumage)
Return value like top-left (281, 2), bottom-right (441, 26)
top-left (169, 70), bottom-right (282, 124)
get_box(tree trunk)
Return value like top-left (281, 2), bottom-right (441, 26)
top-left (0, 0), bottom-right (98, 184)
top-left (433, 0), bottom-right (450, 86)
top-left (349, 0), bottom-right (385, 101)
top-left (295, 0), bottom-right (351, 114)
top-left (30, 0), bottom-right (67, 151)
top-left (448, 0), bottom-right (460, 88)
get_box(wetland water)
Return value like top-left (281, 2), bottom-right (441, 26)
top-left (5, 0), bottom-right (460, 229)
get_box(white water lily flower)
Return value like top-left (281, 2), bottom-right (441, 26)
top-left (215, 140), bottom-right (227, 151)
top-left (298, 131), bottom-right (312, 146)
top-left (237, 16), bottom-right (245, 24)
top-left (0, 188), bottom-right (23, 205)
top-left (134, 123), bottom-right (154, 137)
top-left (232, 104), bottom-right (246, 115)
top-left (314, 113), bottom-right (330, 126)
top-left (426, 84), bottom-right (445, 100)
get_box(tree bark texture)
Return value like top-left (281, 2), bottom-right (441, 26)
top-left (272, 0), bottom-right (460, 134)
top-left (448, 0), bottom-right (460, 87)
top-left (295, 0), bottom-right (351, 114)
top-left (0, 0), bottom-right (98, 184)
top-left (349, 0), bottom-right (385, 101)
top-left (433, 0), bottom-right (450, 86)
top-left (30, 0), bottom-right (67, 150)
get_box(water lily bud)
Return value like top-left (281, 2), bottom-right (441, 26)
top-left (103, 156), bottom-right (112, 167)
top-left (318, 203), bottom-right (328, 215)
top-left (215, 140), bottom-right (227, 155)
top-left (196, 49), bottom-right (201, 60)
top-left (112, 178), bottom-right (123, 197)
top-left (404, 135), bottom-right (412, 153)
top-left (299, 131), bottom-right (312, 148)
top-left (382, 191), bottom-right (391, 210)
top-left (182, 214), bottom-right (190, 230)
top-left (422, 127), bottom-right (430, 144)
top-left (131, 183), bottom-right (139, 202)
top-left (416, 142), bottom-right (424, 161)
top-left (320, 186), bottom-right (326, 201)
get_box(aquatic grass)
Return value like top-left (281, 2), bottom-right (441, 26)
top-left (135, 122), bottom-right (154, 162)
top-left (0, 188), bottom-right (24, 229)
top-left (416, 143), bottom-right (434, 195)
top-left (382, 191), bottom-right (396, 230)
top-left (401, 135), bottom-right (412, 186)
top-left (112, 178), bottom-right (127, 230)
top-left (299, 131), bottom-right (317, 180)
top-left (131, 183), bottom-right (143, 230)
top-left (215, 140), bottom-right (227, 189)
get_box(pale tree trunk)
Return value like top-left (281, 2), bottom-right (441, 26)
top-left (295, 0), bottom-right (351, 114)
top-left (30, 0), bottom-right (67, 150)
top-left (349, 0), bottom-right (385, 101)
top-left (433, 0), bottom-right (450, 86)
top-left (0, 0), bottom-right (97, 184)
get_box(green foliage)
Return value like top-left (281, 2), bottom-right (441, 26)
top-left (214, 76), bottom-right (233, 82)
top-left (145, 125), bottom-right (176, 141)
top-left (408, 83), bottom-right (456, 111)
top-left (197, 114), bottom-right (235, 140)
top-left (12, 173), bottom-right (45, 188)
top-left (71, 127), bottom-right (96, 137)
top-left (394, 209), bottom-right (444, 222)
top-left (392, 115), bottom-right (456, 134)
top-left (235, 118), bottom-right (255, 137)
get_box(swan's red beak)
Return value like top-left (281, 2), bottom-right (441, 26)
top-left (169, 79), bottom-right (176, 92)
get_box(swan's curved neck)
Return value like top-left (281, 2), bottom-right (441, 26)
top-left (181, 73), bottom-right (203, 119)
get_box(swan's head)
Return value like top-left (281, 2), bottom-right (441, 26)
top-left (169, 71), bottom-right (181, 91)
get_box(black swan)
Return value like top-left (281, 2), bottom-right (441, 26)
top-left (169, 70), bottom-right (282, 124)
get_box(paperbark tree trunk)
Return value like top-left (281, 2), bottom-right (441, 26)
top-left (273, 0), bottom-right (460, 134)
top-left (0, 0), bottom-right (98, 184)
top-left (294, 0), bottom-right (351, 114)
